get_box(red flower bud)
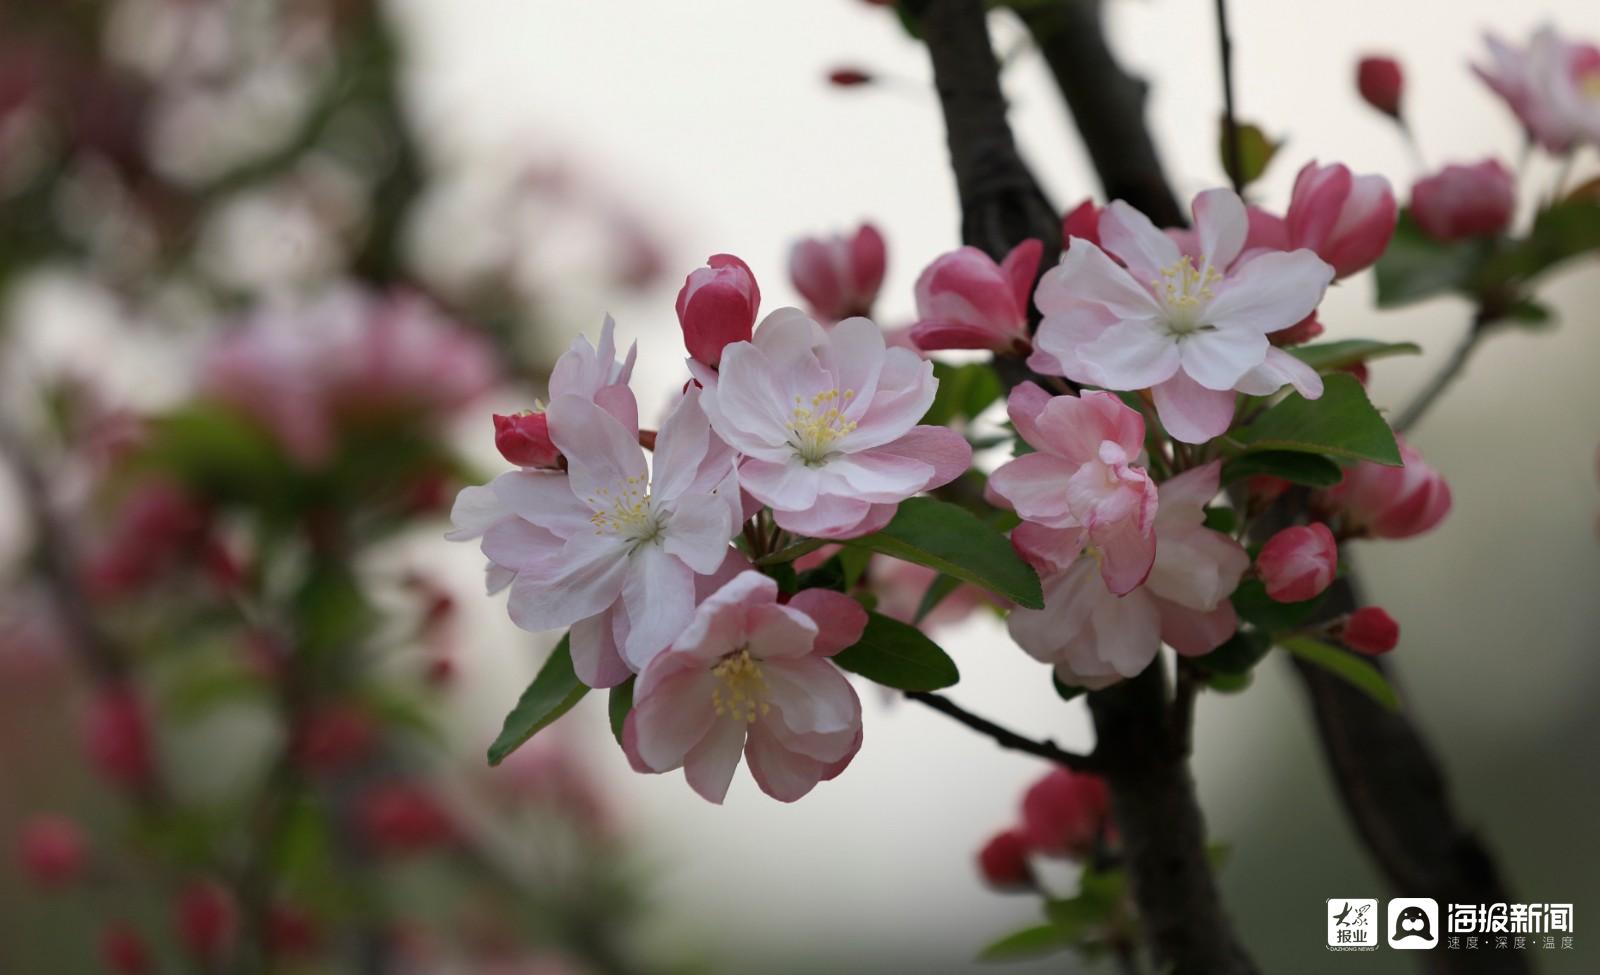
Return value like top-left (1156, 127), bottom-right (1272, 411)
top-left (100, 922), bottom-right (152, 975)
top-left (1357, 56), bottom-right (1404, 117)
top-left (676, 254), bottom-right (760, 368)
top-left (493, 410), bottom-right (561, 469)
top-left (357, 781), bottom-right (454, 856)
top-left (1256, 522), bottom-right (1338, 603)
top-left (17, 814), bottom-right (87, 888)
top-left (293, 706), bottom-right (376, 773)
top-left (84, 684), bottom-right (154, 790)
top-left (1020, 768), bottom-right (1113, 859)
top-left (977, 829), bottom-right (1034, 891)
top-left (1410, 159), bottom-right (1516, 242)
top-left (1341, 607), bottom-right (1400, 655)
top-left (1269, 311), bottom-right (1325, 347)
top-left (827, 67), bottom-right (873, 87)
top-left (266, 902), bottom-right (322, 958)
top-left (175, 880), bottom-right (237, 964)
top-left (1061, 199), bottom-right (1101, 248)
top-left (790, 224), bottom-right (887, 322)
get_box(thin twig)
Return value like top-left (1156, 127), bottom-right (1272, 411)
top-left (905, 691), bottom-right (1101, 772)
top-left (1214, 0), bottom-right (1243, 195)
top-left (1394, 315), bottom-right (1488, 434)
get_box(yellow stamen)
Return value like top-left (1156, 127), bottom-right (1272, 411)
top-left (710, 649), bottom-right (770, 724)
top-left (788, 388), bottom-right (858, 465)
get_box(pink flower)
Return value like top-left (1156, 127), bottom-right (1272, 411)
top-left (988, 382), bottom-right (1156, 595)
top-left (101, 922), bottom-right (152, 975)
top-left (1341, 607), bottom-right (1400, 655)
top-left (1475, 26), bottom-right (1600, 153)
top-left (977, 829), bottom-right (1035, 890)
top-left (1031, 188), bottom-right (1333, 444)
top-left (789, 224), bottom-right (887, 322)
top-left (1007, 462), bottom-right (1249, 688)
top-left (623, 572), bottom-right (866, 803)
top-left (202, 288), bottom-right (496, 465)
top-left (17, 815), bottom-right (88, 888)
top-left (84, 684), bottom-right (155, 789)
top-left (1316, 440), bottom-right (1451, 540)
top-left (1410, 160), bottom-right (1516, 242)
top-left (1285, 161), bottom-right (1398, 279)
top-left (869, 559), bottom-right (998, 631)
top-left (698, 310), bottom-right (971, 539)
top-left (677, 254), bottom-right (760, 369)
top-left (1020, 768), bottom-right (1113, 859)
top-left (175, 880), bottom-right (238, 965)
top-left (910, 239), bottom-right (1042, 354)
top-left (450, 386), bottom-right (742, 686)
top-left (1357, 56), bottom-right (1404, 117)
top-left (356, 782), bottom-right (455, 856)
top-left (1256, 522), bottom-right (1338, 603)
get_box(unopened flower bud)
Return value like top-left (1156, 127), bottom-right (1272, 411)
top-left (1410, 159), bottom-right (1516, 242)
top-left (493, 410), bottom-right (561, 468)
top-left (1269, 311), bottom-right (1325, 347)
top-left (1287, 161), bottom-right (1397, 279)
top-left (977, 829), bottom-right (1034, 891)
top-left (1357, 56), bottom-right (1404, 117)
top-left (827, 67), bottom-right (873, 87)
top-left (1256, 522), bottom-right (1338, 603)
top-left (1020, 768), bottom-right (1113, 860)
top-left (17, 814), bottom-right (87, 888)
top-left (175, 880), bottom-right (237, 965)
top-left (1341, 606), bottom-right (1400, 654)
top-left (100, 922), bottom-right (152, 975)
top-left (676, 254), bottom-right (760, 369)
top-left (84, 685), bottom-right (154, 790)
top-left (1061, 199), bottom-right (1101, 247)
top-left (789, 224), bottom-right (887, 322)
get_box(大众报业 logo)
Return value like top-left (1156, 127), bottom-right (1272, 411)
top-left (1389, 897), bottom-right (1441, 949)
top-left (1327, 898), bottom-right (1379, 950)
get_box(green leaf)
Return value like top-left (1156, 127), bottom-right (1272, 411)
top-left (913, 573), bottom-right (962, 625)
top-left (487, 636), bottom-right (588, 766)
top-left (846, 497), bottom-right (1043, 608)
top-left (609, 677), bottom-right (635, 745)
top-left (832, 611), bottom-right (960, 691)
top-left (1193, 627), bottom-right (1272, 675)
top-left (1482, 197), bottom-right (1600, 288)
top-left (1235, 374), bottom-right (1400, 465)
top-left (1503, 297), bottom-right (1554, 328)
top-left (1230, 579), bottom-right (1325, 632)
top-left (1221, 451), bottom-right (1344, 489)
top-left (978, 924), bottom-right (1074, 962)
top-left (1374, 212), bottom-right (1495, 308)
top-left (1202, 506), bottom-right (1239, 534)
top-left (924, 361), bottom-right (1004, 426)
top-left (1289, 340), bottom-right (1421, 372)
top-left (1280, 636), bottom-right (1400, 711)
top-left (1219, 119), bottom-right (1280, 189)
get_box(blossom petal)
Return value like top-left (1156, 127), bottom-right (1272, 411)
top-left (1177, 328), bottom-right (1269, 390)
top-left (505, 532), bottom-right (630, 632)
top-left (662, 494), bottom-right (737, 575)
top-left (739, 457), bottom-right (821, 512)
top-left (547, 394), bottom-right (649, 506)
top-left (744, 722), bottom-right (830, 802)
top-left (570, 610), bottom-right (635, 688)
top-left (1233, 347), bottom-right (1325, 398)
top-left (650, 387), bottom-right (712, 502)
top-left (1152, 371), bottom-right (1238, 443)
top-left (785, 589), bottom-right (868, 655)
top-left (1099, 201), bottom-right (1182, 283)
top-left (988, 453), bottom-right (1078, 527)
top-left (870, 426), bottom-right (972, 491)
top-left (683, 717), bottom-right (747, 804)
top-left (1035, 239), bottom-right (1161, 320)
top-left (1191, 188), bottom-right (1248, 271)
top-left (1203, 249), bottom-right (1334, 334)
top-left (619, 545), bottom-right (696, 671)
top-left (630, 669), bottom-right (717, 771)
top-left (491, 470), bottom-right (593, 539)
top-left (1078, 319), bottom-right (1183, 390)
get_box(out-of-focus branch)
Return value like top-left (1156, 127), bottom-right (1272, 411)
top-left (906, 3), bottom-right (1256, 971)
top-left (1394, 310), bottom-right (1490, 434)
top-left (1000, 0), bottom-right (1183, 227)
top-left (1213, 0), bottom-right (1243, 195)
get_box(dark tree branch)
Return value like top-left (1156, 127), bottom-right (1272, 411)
top-left (907, 3), bottom-right (1256, 971)
top-left (1001, 0), bottom-right (1183, 226)
top-left (1213, 0), bottom-right (1243, 195)
top-left (906, 691), bottom-right (1101, 772)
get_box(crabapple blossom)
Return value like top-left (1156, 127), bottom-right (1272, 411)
top-left (1284, 161), bottom-right (1398, 279)
top-left (1410, 160), bottom-right (1516, 241)
top-left (987, 382), bottom-right (1156, 595)
top-left (449, 386), bottom-right (742, 686)
top-left (789, 223), bottom-right (887, 322)
top-left (677, 254), bottom-right (760, 369)
top-left (977, 830), bottom-right (1035, 890)
top-left (1475, 26), bottom-right (1600, 153)
top-left (910, 239), bottom-right (1042, 354)
top-left (1020, 768), bottom-right (1113, 859)
top-left (623, 571), bottom-right (866, 803)
top-left (1317, 440), bottom-right (1452, 539)
top-left (1007, 462), bottom-right (1249, 688)
top-left (1256, 522), bottom-right (1339, 603)
top-left (1061, 199), bottom-right (1101, 247)
top-left (1341, 607), bottom-right (1400, 655)
top-left (1357, 56), bottom-right (1404, 117)
top-left (698, 310), bottom-right (971, 539)
top-left (1031, 188), bottom-right (1333, 443)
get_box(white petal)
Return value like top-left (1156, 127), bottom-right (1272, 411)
top-left (1233, 347), bottom-right (1325, 398)
top-left (619, 545), bottom-right (696, 670)
top-left (661, 494), bottom-right (738, 574)
top-left (1099, 201), bottom-right (1183, 282)
top-left (1177, 328), bottom-right (1269, 390)
top-left (1191, 188), bottom-right (1248, 272)
top-left (1152, 372), bottom-right (1238, 444)
top-left (1035, 239), bottom-right (1162, 320)
top-left (445, 484), bottom-right (504, 542)
top-left (546, 395), bottom-right (649, 507)
top-left (490, 471), bottom-right (592, 539)
top-left (1204, 250), bottom-right (1334, 334)
top-left (1078, 319), bottom-right (1183, 389)
top-left (650, 387), bottom-right (712, 502)
top-left (505, 532), bottom-right (630, 632)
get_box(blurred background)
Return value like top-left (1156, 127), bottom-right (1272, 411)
top-left (2, 0), bottom-right (1597, 972)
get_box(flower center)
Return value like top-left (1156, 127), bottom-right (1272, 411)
top-left (1583, 71), bottom-right (1600, 101)
top-left (587, 476), bottom-right (661, 543)
top-left (1152, 256), bottom-right (1222, 334)
top-left (788, 388), bottom-right (857, 465)
top-left (711, 649), bottom-right (770, 723)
